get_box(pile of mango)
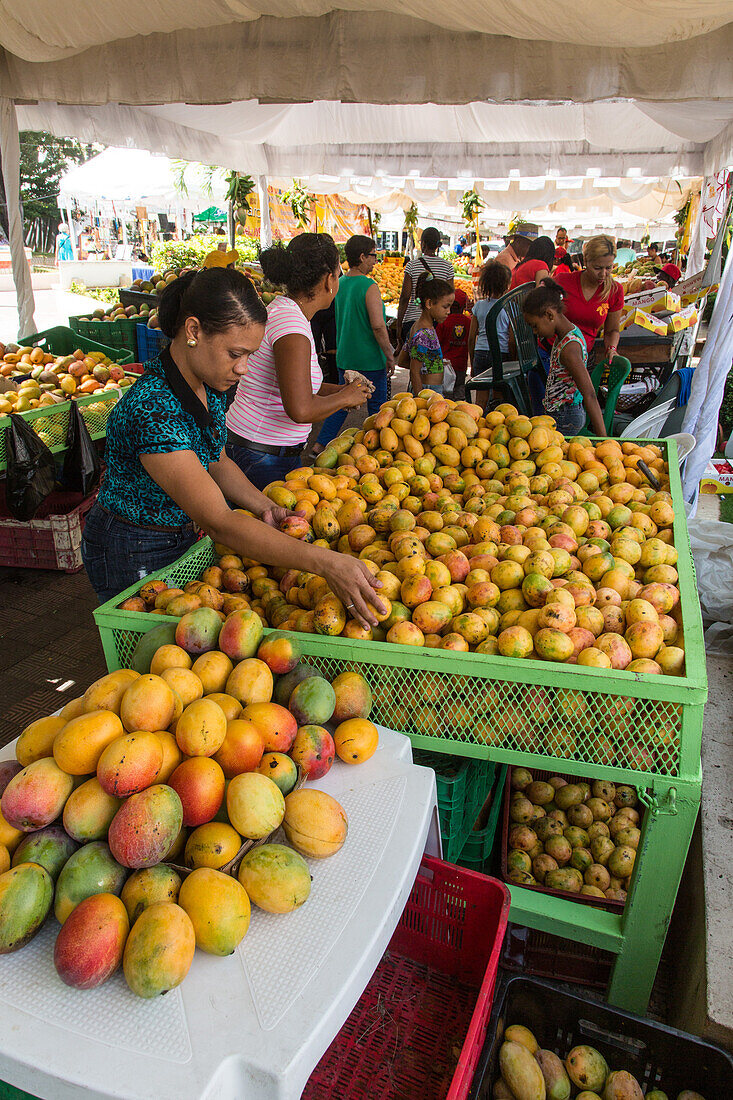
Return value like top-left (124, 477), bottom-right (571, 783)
top-left (506, 768), bottom-right (640, 905)
top-left (0, 609), bottom-right (378, 999)
top-left (372, 261), bottom-right (403, 303)
top-left (0, 345), bottom-right (134, 417)
top-left (496, 1023), bottom-right (705, 1099)
top-left (258, 395), bottom-right (683, 677)
top-left (76, 302), bottom-right (152, 325)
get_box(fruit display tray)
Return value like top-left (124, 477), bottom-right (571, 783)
top-left (0, 729), bottom-right (439, 1100)
top-left (470, 976), bottom-right (733, 1099)
top-left (499, 766), bottom-right (645, 913)
top-left (303, 857), bottom-right (509, 1100)
top-left (93, 440), bottom-right (706, 788)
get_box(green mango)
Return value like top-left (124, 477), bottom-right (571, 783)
top-left (130, 621), bottom-right (178, 674)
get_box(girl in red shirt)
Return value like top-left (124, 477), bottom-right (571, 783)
top-left (554, 235), bottom-right (624, 360)
top-left (509, 236), bottom-right (555, 289)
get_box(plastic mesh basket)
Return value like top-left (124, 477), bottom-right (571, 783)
top-left (92, 441), bottom-right (705, 785)
top-left (412, 749), bottom-right (496, 863)
top-left (303, 856), bottom-right (510, 1100)
top-left (136, 324), bottom-right (169, 361)
top-left (17, 326), bottom-right (134, 365)
top-left (69, 315), bottom-right (139, 359)
top-left (457, 765), bottom-right (507, 872)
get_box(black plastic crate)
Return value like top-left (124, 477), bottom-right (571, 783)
top-left (471, 975), bottom-right (733, 1099)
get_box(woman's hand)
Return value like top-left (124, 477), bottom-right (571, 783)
top-left (259, 503), bottom-right (304, 528)
top-left (340, 380), bottom-right (370, 409)
top-left (321, 555), bottom-right (388, 629)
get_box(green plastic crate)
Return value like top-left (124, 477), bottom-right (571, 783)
top-left (69, 314), bottom-right (139, 360)
top-left (18, 325), bottom-right (134, 365)
top-left (1, 328), bottom-right (137, 473)
top-left (411, 748), bottom-right (496, 863)
top-left (458, 764), bottom-right (507, 872)
top-left (92, 440), bottom-right (705, 786)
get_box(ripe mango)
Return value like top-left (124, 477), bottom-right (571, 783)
top-left (12, 825), bottom-right (78, 880)
top-left (178, 867), bottom-right (250, 954)
top-left (53, 893), bottom-right (129, 988)
top-left (123, 902), bottom-right (195, 998)
top-left (283, 789), bottom-right (347, 859)
top-left (83, 669), bottom-right (140, 714)
top-left (54, 841), bottom-right (128, 925)
top-left (499, 1040), bottom-right (546, 1100)
top-left (238, 843), bottom-right (311, 913)
top-left (602, 1072), bottom-right (643, 1100)
top-left (121, 865), bottom-right (182, 924)
top-left (535, 1048), bottom-right (571, 1100)
top-left (108, 784), bottom-right (183, 869)
top-left (566, 1046), bottom-right (609, 1093)
top-left (1, 757), bottom-right (74, 831)
top-left (0, 863), bottom-right (54, 953)
top-left (53, 709), bottom-right (124, 775)
top-left (15, 715), bottom-right (67, 766)
top-left (63, 778), bottom-right (122, 842)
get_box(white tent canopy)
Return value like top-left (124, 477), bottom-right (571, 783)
top-left (58, 148), bottom-right (226, 213)
top-left (14, 97), bottom-right (733, 183)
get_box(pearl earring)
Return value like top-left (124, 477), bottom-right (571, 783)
top-left (187, 339), bottom-right (197, 347)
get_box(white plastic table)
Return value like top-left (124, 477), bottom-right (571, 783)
top-left (0, 728), bottom-right (439, 1100)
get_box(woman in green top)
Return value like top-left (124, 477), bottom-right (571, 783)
top-left (315, 235), bottom-right (395, 446)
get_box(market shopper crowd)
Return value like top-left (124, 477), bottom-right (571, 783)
top-left (82, 220), bottom-right (686, 608)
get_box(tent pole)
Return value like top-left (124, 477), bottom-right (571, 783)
top-left (0, 97), bottom-right (35, 338)
top-left (258, 175), bottom-right (272, 250)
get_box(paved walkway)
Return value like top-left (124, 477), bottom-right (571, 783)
top-left (0, 287), bottom-right (105, 343)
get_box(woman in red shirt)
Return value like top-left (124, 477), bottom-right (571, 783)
top-left (509, 236), bottom-right (555, 289)
top-left (554, 235), bottom-right (624, 361)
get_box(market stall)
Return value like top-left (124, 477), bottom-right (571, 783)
top-left (0, 7), bottom-right (732, 1097)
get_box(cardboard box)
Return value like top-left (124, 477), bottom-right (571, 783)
top-left (622, 288), bottom-right (681, 316)
top-left (667, 304), bottom-right (699, 334)
top-left (701, 459), bottom-right (733, 494)
top-left (620, 309), bottom-right (668, 337)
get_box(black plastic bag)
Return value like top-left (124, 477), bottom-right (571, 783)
top-left (62, 400), bottom-right (101, 496)
top-left (4, 415), bottom-right (56, 520)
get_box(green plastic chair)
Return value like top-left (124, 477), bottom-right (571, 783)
top-left (465, 284), bottom-right (537, 414)
top-left (583, 354), bottom-right (632, 434)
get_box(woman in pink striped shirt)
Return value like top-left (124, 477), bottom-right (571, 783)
top-left (227, 234), bottom-right (369, 488)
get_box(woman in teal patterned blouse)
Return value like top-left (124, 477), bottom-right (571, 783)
top-left (396, 273), bottom-right (454, 394)
top-left (81, 267), bottom-right (386, 627)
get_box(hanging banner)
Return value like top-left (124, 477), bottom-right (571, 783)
top-left (234, 189), bottom-right (370, 242)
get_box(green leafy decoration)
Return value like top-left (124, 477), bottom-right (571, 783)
top-left (282, 180), bottom-right (315, 229)
top-left (460, 189), bottom-right (484, 226)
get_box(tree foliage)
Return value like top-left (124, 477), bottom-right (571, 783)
top-left (18, 131), bottom-right (97, 226)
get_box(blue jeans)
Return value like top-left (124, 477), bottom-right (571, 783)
top-left (549, 401), bottom-right (586, 435)
top-left (316, 369), bottom-right (389, 447)
top-left (81, 503), bottom-right (196, 603)
top-left (226, 442), bottom-right (303, 490)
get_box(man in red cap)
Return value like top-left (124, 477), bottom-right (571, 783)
top-left (657, 262), bottom-right (681, 289)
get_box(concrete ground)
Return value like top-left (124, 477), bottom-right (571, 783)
top-left (0, 287), bottom-right (106, 343)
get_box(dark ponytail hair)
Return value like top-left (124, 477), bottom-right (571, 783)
top-left (514, 235), bottom-right (555, 272)
top-left (158, 267), bottom-right (267, 339)
top-left (415, 272), bottom-right (454, 306)
top-left (260, 233), bottom-right (340, 298)
top-left (522, 277), bottom-right (565, 317)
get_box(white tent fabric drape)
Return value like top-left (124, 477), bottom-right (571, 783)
top-left (3, 14), bottom-right (733, 109)
top-left (0, 97), bottom-right (34, 336)
top-left (682, 207), bottom-right (733, 502)
top-left (0, 0), bottom-right (731, 59)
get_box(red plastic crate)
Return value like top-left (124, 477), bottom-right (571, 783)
top-left (303, 856), bottom-right (509, 1100)
top-left (0, 489), bottom-right (97, 572)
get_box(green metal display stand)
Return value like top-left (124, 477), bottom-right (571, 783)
top-left (92, 440), bottom-right (705, 1013)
